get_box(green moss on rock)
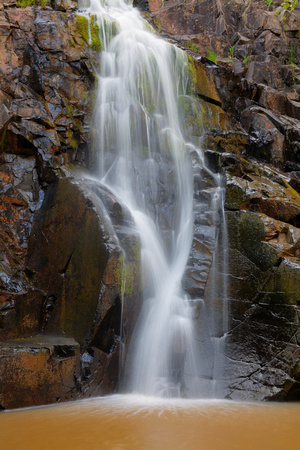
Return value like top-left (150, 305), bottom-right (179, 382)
top-left (75, 15), bottom-right (89, 43)
top-left (187, 56), bottom-right (221, 103)
top-left (227, 211), bottom-right (280, 272)
top-left (154, 17), bottom-right (162, 31)
top-left (90, 15), bottom-right (102, 52)
top-left (75, 14), bottom-right (102, 52)
top-left (225, 182), bottom-right (248, 210)
top-left (118, 234), bottom-right (142, 297)
top-left (264, 258), bottom-right (300, 306)
top-left (17, 0), bottom-right (47, 6)
top-left (203, 133), bottom-right (249, 154)
top-left (187, 54), bottom-right (198, 91)
top-left (121, 261), bottom-right (142, 296)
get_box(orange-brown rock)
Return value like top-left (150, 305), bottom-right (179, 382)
top-left (0, 336), bottom-right (80, 410)
top-left (260, 215), bottom-right (300, 258)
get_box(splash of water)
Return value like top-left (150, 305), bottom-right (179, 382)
top-left (81, 0), bottom-right (227, 397)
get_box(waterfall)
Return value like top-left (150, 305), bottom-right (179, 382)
top-left (80, 0), bottom-right (227, 398)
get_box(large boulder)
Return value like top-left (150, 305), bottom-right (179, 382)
top-left (0, 174), bottom-right (142, 408)
top-left (0, 336), bottom-right (80, 410)
top-left (26, 177), bottom-right (112, 345)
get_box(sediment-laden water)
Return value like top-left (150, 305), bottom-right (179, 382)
top-left (1, 396), bottom-right (299, 450)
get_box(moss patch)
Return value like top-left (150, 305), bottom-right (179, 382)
top-left (75, 14), bottom-right (101, 52)
top-left (264, 258), bottom-right (300, 306)
top-left (227, 211), bottom-right (280, 272)
top-left (17, 0), bottom-right (47, 6)
top-left (192, 57), bottom-right (221, 103)
top-left (187, 54), bottom-right (198, 92)
top-left (119, 235), bottom-right (142, 297)
top-left (154, 17), bottom-right (162, 31)
top-left (90, 15), bottom-right (102, 52)
top-left (178, 94), bottom-right (205, 136)
top-left (75, 15), bottom-right (89, 43)
top-left (185, 42), bottom-right (199, 53)
top-left (203, 132), bottom-right (249, 153)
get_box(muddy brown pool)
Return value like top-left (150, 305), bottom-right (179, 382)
top-left (0, 395), bottom-right (299, 449)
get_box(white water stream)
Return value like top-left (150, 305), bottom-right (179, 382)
top-left (80, 0), bottom-right (227, 397)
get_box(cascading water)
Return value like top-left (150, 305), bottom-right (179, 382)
top-left (80, 0), bottom-right (228, 398)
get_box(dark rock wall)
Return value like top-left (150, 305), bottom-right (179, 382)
top-left (145, 0), bottom-right (300, 400)
top-left (0, 0), bottom-right (96, 339)
top-left (0, 0), bottom-right (142, 409)
top-left (0, 0), bottom-right (299, 407)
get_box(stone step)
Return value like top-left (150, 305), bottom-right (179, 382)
top-left (0, 335), bottom-right (80, 410)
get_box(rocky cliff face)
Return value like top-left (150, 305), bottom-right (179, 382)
top-left (153, 0), bottom-right (300, 401)
top-left (0, 0), bottom-right (299, 408)
top-left (0, 0), bottom-right (142, 409)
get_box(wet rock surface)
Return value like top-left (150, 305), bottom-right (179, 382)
top-left (144, 0), bottom-right (300, 172)
top-left (0, 336), bottom-right (80, 410)
top-left (0, 0), bottom-right (141, 408)
top-left (223, 157), bottom-right (300, 399)
top-left (0, 172), bottom-right (142, 409)
top-left (140, 0), bottom-right (300, 400)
